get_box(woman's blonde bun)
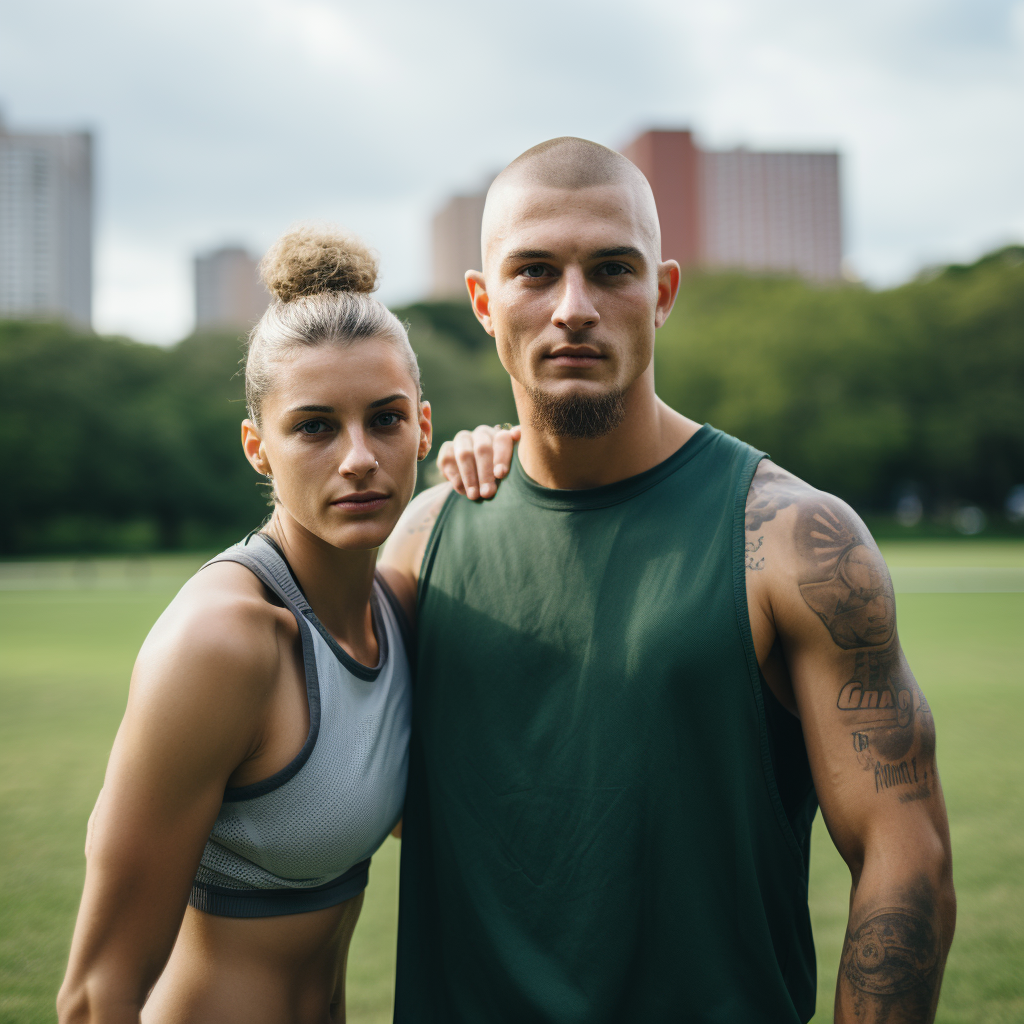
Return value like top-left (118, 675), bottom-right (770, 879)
top-left (259, 225), bottom-right (379, 302)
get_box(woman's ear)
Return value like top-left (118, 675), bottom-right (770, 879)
top-left (241, 419), bottom-right (272, 476)
top-left (417, 401), bottom-right (433, 462)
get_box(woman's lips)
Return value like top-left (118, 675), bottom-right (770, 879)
top-left (331, 493), bottom-right (389, 513)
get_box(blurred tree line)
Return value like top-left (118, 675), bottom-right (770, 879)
top-left (1, 246), bottom-right (1021, 555)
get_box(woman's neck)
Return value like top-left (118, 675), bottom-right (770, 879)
top-left (263, 512), bottom-right (379, 665)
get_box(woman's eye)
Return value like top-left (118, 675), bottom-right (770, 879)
top-left (299, 420), bottom-right (329, 434)
top-left (374, 412), bottom-right (401, 427)
top-left (521, 264), bottom-right (549, 279)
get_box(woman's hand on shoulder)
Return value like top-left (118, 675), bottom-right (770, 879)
top-left (436, 423), bottom-right (520, 500)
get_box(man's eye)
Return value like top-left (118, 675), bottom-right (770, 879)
top-left (599, 262), bottom-right (631, 276)
top-left (374, 412), bottom-right (401, 427)
top-left (299, 420), bottom-right (330, 434)
top-left (521, 265), bottom-right (549, 279)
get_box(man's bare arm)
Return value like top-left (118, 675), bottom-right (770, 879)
top-left (747, 463), bottom-right (955, 1023)
top-left (377, 483), bottom-right (453, 621)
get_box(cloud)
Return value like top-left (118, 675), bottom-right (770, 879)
top-left (1, 0), bottom-right (1021, 341)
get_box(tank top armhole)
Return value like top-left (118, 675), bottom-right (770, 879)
top-left (197, 550), bottom-right (323, 803)
top-left (416, 488), bottom-right (461, 614)
top-left (730, 445), bottom-right (809, 870)
top-left (375, 572), bottom-right (415, 664)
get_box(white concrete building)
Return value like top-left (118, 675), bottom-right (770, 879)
top-left (430, 192), bottom-right (488, 300)
top-left (0, 117), bottom-right (92, 327)
top-left (194, 247), bottom-right (269, 330)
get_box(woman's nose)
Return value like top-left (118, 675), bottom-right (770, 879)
top-left (338, 432), bottom-right (378, 479)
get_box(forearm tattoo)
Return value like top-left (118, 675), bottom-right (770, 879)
top-left (746, 467), bottom-right (947, 1018)
top-left (840, 880), bottom-right (943, 1022)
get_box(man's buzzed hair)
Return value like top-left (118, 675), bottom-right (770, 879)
top-left (481, 137), bottom-right (661, 267)
top-left (496, 136), bottom-right (643, 191)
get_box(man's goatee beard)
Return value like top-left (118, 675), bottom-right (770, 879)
top-left (527, 385), bottom-right (626, 440)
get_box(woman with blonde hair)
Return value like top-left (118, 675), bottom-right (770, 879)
top-left (57, 226), bottom-right (507, 1023)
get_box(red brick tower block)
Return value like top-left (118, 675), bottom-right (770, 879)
top-left (620, 130), bottom-right (702, 269)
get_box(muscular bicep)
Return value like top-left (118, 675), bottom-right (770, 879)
top-left (63, 589), bottom-right (272, 1011)
top-left (772, 493), bottom-right (946, 873)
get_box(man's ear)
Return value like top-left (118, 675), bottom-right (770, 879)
top-left (465, 271), bottom-right (495, 337)
top-left (417, 401), bottom-right (433, 461)
top-left (241, 419), bottom-right (271, 477)
top-left (654, 259), bottom-right (681, 329)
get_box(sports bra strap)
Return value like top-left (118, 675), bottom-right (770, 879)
top-left (201, 534), bottom-right (311, 617)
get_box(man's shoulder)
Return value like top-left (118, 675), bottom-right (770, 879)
top-left (743, 459), bottom-right (889, 605)
top-left (379, 484), bottom-right (455, 597)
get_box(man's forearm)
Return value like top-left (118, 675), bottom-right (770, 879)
top-left (836, 869), bottom-right (955, 1023)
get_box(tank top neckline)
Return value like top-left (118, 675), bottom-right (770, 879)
top-left (255, 532), bottom-right (388, 680)
top-left (507, 422), bottom-right (716, 512)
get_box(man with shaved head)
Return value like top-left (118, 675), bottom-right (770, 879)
top-left (381, 138), bottom-right (954, 1023)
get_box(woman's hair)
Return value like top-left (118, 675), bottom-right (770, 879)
top-left (245, 225), bottom-right (420, 424)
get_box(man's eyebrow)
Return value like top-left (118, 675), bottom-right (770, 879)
top-left (590, 246), bottom-right (646, 261)
top-left (369, 393), bottom-right (411, 408)
top-left (503, 248), bottom-right (556, 263)
top-left (502, 246), bottom-right (647, 265)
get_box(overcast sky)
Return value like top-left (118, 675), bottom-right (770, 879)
top-left (2, 0), bottom-right (1022, 343)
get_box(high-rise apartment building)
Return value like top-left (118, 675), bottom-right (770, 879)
top-left (622, 130), bottom-right (843, 281)
top-left (0, 116), bottom-right (92, 327)
top-left (430, 192), bottom-right (488, 300)
top-left (429, 131), bottom-right (843, 295)
top-left (194, 246), bottom-right (269, 331)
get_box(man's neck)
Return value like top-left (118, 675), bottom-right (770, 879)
top-left (514, 375), bottom-right (702, 491)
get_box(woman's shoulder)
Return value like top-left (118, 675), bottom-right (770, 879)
top-left (133, 560), bottom-right (291, 711)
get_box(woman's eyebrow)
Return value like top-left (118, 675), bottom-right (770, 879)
top-left (369, 393), bottom-right (410, 408)
top-left (289, 404), bottom-right (333, 413)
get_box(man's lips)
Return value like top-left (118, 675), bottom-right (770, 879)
top-left (544, 346), bottom-right (605, 366)
top-left (331, 491), bottom-right (389, 512)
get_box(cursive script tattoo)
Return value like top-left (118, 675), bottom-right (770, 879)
top-left (745, 536), bottom-right (765, 570)
top-left (838, 642), bottom-right (932, 762)
top-left (743, 462), bottom-right (813, 572)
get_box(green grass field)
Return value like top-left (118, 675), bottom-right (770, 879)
top-left (1, 542), bottom-right (1021, 1023)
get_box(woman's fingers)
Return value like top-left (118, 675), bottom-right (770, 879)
top-left (492, 425), bottom-right (521, 479)
top-left (453, 429), bottom-right (481, 499)
top-left (471, 426), bottom-right (497, 499)
top-left (438, 424), bottom-right (522, 500)
top-left (436, 440), bottom-right (465, 494)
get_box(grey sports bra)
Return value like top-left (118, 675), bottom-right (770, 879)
top-left (188, 533), bottom-right (413, 918)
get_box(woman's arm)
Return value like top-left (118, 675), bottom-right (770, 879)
top-left (57, 569), bottom-right (280, 1024)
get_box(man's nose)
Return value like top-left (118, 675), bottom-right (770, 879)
top-left (338, 429), bottom-right (378, 479)
top-left (551, 267), bottom-right (600, 333)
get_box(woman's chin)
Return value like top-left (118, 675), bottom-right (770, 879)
top-left (321, 519), bottom-right (396, 552)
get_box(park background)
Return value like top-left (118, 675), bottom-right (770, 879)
top-left (2, 0), bottom-right (1023, 1021)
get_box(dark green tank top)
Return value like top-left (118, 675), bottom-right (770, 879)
top-left (395, 425), bottom-right (818, 1023)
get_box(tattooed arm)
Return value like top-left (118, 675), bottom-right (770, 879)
top-left (744, 461), bottom-right (956, 1023)
top-left (377, 483), bottom-right (452, 622)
